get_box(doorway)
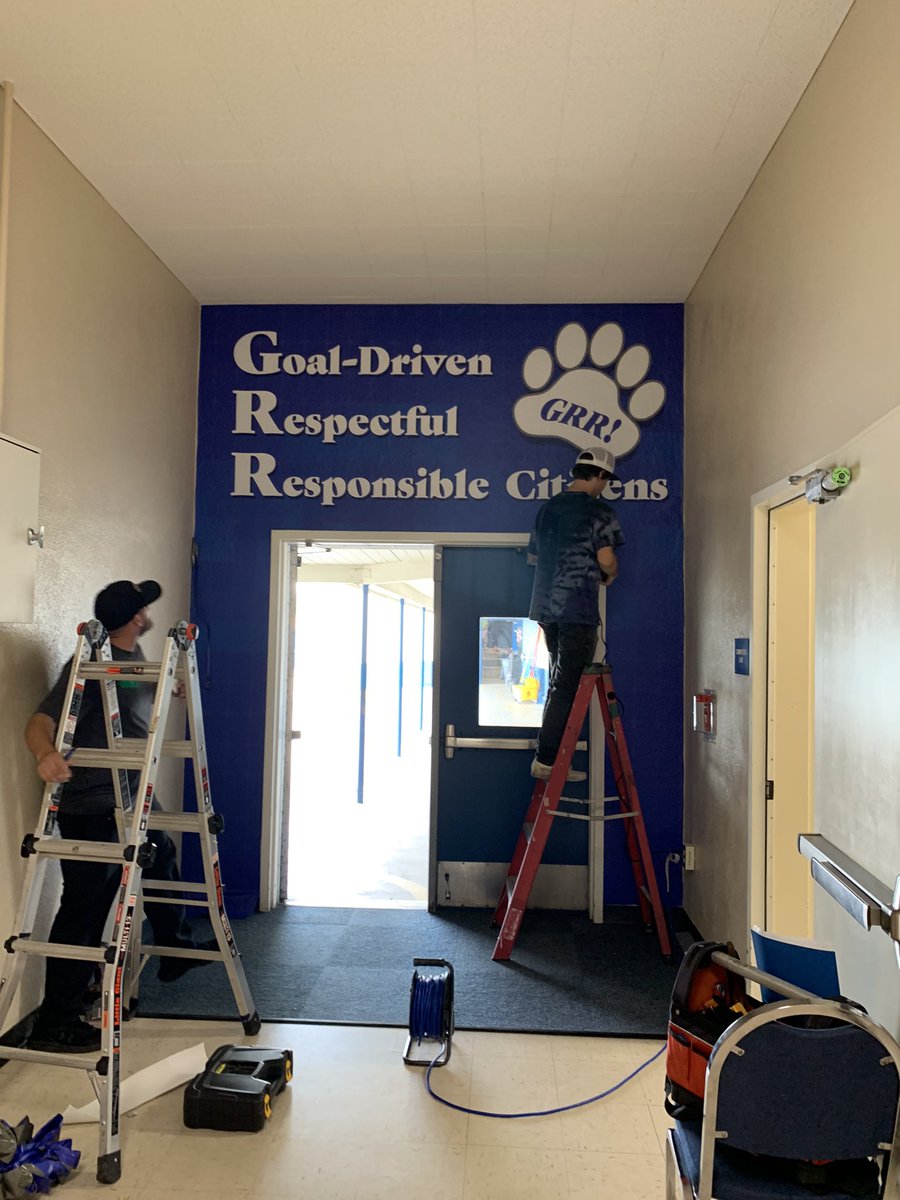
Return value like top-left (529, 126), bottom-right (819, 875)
top-left (285, 542), bottom-right (434, 908)
top-left (764, 495), bottom-right (816, 938)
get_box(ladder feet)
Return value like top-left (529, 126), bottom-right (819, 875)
top-left (243, 1012), bottom-right (261, 1036)
top-left (96, 1151), bottom-right (121, 1185)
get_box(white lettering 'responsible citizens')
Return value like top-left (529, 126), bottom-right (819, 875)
top-left (231, 454), bottom-right (490, 505)
top-left (232, 392), bottom-right (458, 442)
top-left (505, 469), bottom-right (669, 502)
top-left (233, 331), bottom-right (492, 378)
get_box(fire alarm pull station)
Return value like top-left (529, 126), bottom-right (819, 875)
top-left (693, 691), bottom-right (716, 742)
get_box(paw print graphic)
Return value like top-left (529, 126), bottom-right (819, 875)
top-left (512, 322), bottom-right (666, 457)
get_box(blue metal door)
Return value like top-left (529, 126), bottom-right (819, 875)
top-left (434, 544), bottom-right (587, 908)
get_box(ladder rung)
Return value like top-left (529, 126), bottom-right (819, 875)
top-left (66, 749), bottom-right (147, 769)
top-left (140, 895), bottom-right (210, 908)
top-left (27, 839), bottom-right (128, 864)
top-left (8, 938), bottom-right (108, 963)
top-left (146, 812), bottom-right (208, 833)
top-left (142, 945), bottom-right (221, 962)
top-left (65, 741), bottom-right (195, 769)
top-left (0, 1044), bottom-right (103, 1071)
top-left (140, 879), bottom-right (208, 893)
top-left (119, 738), bottom-right (194, 759)
top-left (76, 663), bottom-right (175, 681)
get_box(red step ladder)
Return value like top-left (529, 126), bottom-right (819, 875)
top-left (491, 663), bottom-right (672, 962)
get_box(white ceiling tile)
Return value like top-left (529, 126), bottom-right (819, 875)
top-left (273, 0), bottom-right (392, 66)
top-left (234, 114), bottom-right (337, 161)
top-left (607, 222), bottom-right (681, 253)
top-left (485, 226), bottom-right (550, 254)
top-left (357, 227), bottom-right (425, 255)
top-left (486, 252), bottom-right (547, 278)
top-left (367, 251), bottom-right (430, 277)
top-left (487, 277), bottom-right (548, 303)
top-left (0, 0), bottom-right (853, 303)
top-left (341, 188), bottom-right (420, 228)
top-left (483, 191), bottom-right (553, 228)
top-left (413, 192), bottom-right (485, 226)
top-left (550, 192), bottom-right (625, 226)
top-left (602, 249), bottom-right (672, 279)
top-left (424, 250), bottom-right (487, 275)
top-left (617, 193), bottom-right (695, 226)
top-left (543, 276), bottom-right (610, 302)
top-left (373, 276), bottom-right (436, 302)
top-left (421, 226), bottom-right (486, 255)
top-left (546, 250), bottom-right (608, 277)
top-left (547, 222), bottom-right (614, 252)
top-left (428, 277), bottom-right (489, 302)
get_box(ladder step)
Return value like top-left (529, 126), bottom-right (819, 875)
top-left (65, 740), bottom-right (195, 768)
top-left (8, 938), bottom-right (108, 963)
top-left (66, 749), bottom-right (147, 769)
top-left (26, 839), bottom-right (128, 864)
top-left (119, 738), bottom-right (195, 759)
top-left (140, 879), bottom-right (209, 893)
top-left (0, 1044), bottom-right (104, 1071)
top-left (76, 662), bottom-right (170, 681)
top-left (146, 812), bottom-right (210, 833)
top-left (143, 944), bottom-right (221, 963)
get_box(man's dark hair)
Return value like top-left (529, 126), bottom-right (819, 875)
top-left (572, 464), bottom-right (603, 481)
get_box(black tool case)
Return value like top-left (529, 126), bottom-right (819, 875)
top-left (183, 1044), bottom-right (293, 1132)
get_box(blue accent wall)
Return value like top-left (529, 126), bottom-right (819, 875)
top-left (194, 304), bottom-right (684, 915)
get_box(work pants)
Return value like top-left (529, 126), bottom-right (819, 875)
top-left (40, 806), bottom-right (192, 1022)
top-left (535, 623), bottom-right (598, 765)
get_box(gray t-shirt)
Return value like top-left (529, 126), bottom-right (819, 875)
top-left (35, 645), bottom-right (154, 815)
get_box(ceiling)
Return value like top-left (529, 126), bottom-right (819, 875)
top-left (296, 541), bottom-right (434, 608)
top-left (0, 1), bottom-right (853, 305)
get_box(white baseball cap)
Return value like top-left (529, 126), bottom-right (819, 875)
top-left (573, 446), bottom-right (619, 481)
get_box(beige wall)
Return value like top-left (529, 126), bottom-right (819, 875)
top-left (0, 103), bottom-right (199, 1030)
top-left (685, 0), bottom-right (900, 1029)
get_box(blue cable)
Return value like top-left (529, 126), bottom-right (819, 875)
top-left (424, 1043), bottom-right (665, 1119)
top-left (410, 973), bottom-right (448, 1043)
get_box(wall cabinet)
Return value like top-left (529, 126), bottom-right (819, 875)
top-left (0, 433), bottom-right (41, 623)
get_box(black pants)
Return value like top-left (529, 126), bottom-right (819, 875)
top-left (40, 807), bottom-right (192, 1023)
top-left (535, 623), bottom-right (598, 765)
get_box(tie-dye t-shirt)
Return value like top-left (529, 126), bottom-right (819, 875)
top-left (528, 491), bottom-right (624, 624)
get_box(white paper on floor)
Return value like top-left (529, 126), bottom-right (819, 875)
top-left (61, 1042), bottom-right (209, 1124)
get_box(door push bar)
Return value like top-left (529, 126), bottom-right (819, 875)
top-left (442, 723), bottom-right (587, 760)
top-left (799, 833), bottom-right (900, 966)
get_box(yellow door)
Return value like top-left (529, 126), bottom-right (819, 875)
top-left (766, 496), bottom-right (815, 937)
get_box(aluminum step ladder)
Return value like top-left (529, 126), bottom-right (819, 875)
top-left (492, 662), bottom-right (673, 962)
top-left (0, 618), bottom-right (259, 1184)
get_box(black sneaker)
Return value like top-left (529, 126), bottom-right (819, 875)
top-left (28, 1018), bottom-right (101, 1054)
top-left (158, 938), bottom-right (220, 983)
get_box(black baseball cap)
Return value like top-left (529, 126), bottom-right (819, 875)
top-left (94, 580), bottom-right (162, 631)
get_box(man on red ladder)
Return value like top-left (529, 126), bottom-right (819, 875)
top-left (527, 446), bottom-right (623, 783)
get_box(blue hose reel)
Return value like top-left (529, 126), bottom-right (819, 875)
top-left (403, 958), bottom-right (454, 1067)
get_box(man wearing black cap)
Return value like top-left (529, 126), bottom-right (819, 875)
top-left (23, 579), bottom-right (214, 1053)
top-left (527, 447), bottom-right (624, 782)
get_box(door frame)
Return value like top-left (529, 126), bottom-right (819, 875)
top-left (260, 529), bottom-right (529, 912)
top-left (748, 476), bottom-right (811, 949)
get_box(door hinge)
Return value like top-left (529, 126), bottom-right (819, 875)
top-left (765, 779), bottom-right (774, 801)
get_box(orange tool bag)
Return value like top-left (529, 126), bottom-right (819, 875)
top-left (664, 940), bottom-right (757, 1120)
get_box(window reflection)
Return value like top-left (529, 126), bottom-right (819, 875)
top-left (478, 617), bottom-right (549, 727)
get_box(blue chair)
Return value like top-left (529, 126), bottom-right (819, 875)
top-left (666, 998), bottom-right (900, 1200)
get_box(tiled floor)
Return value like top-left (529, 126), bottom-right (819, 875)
top-left (0, 1019), bottom-right (671, 1199)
